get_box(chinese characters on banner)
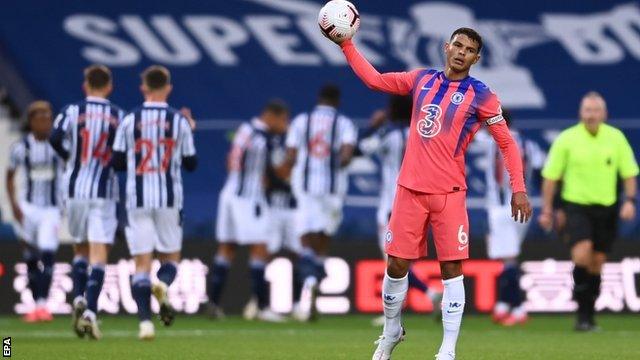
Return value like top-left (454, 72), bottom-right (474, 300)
top-left (521, 258), bottom-right (640, 312)
top-left (14, 259), bottom-right (208, 315)
top-left (12, 257), bottom-right (640, 314)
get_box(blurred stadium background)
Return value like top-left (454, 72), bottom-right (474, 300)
top-left (0, 0), bottom-right (639, 358)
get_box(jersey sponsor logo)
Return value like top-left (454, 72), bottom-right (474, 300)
top-left (457, 225), bottom-right (469, 251)
top-left (451, 92), bottom-right (465, 105)
top-left (417, 104), bottom-right (442, 138)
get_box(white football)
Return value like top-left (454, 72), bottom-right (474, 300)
top-left (318, 0), bottom-right (360, 42)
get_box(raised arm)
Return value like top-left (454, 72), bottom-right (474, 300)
top-left (341, 40), bottom-right (418, 95)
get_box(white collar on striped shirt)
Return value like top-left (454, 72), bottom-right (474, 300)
top-left (86, 96), bottom-right (109, 103)
top-left (315, 105), bottom-right (337, 112)
top-left (251, 117), bottom-right (268, 131)
top-left (143, 101), bottom-right (168, 107)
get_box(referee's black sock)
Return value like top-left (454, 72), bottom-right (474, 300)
top-left (587, 273), bottom-right (602, 324)
top-left (572, 265), bottom-right (590, 322)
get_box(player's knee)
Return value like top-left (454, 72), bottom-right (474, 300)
top-left (440, 260), bottom-right (463, 280)
top-left (386, 256), bottom-right (410, 278)
top-left (571, 240), bottom-right (593, 267)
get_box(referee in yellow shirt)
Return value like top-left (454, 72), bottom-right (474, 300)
top-left (539, 91), bottom-right (639, 331)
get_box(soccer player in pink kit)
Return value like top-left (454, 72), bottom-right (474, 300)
top-left (333, 28), bottom-right (532, 360)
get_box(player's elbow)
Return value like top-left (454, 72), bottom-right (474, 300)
top-left (111, 151), bottom-right (127, 172)
top-left (182, 155), bottom-right (198, 172)
top-left (48, 130), bottom-right (69, 160)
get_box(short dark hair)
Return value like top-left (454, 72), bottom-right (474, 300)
top-left (388, 95), bottom-right (412, 124)
top-left (263, 99), bottom-right (289, 116)
top-left (450, 27), bottom-right (483, 52)
top-left (142, 65), bottom-right (171, 90)
top-left (84, 65), bottom-right (111, 89)
top-left (27, 100), bottom-right (52, 121)
top-left (318, 84), bottom-right (341, 105)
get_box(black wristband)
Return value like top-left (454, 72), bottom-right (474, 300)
top-left (625, 197), bottom-right (637, 205)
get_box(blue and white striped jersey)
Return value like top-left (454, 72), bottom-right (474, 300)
top-left (51, 96), bottom-right (123, 200)
top-left (482, 130), bottom-right (546, 207)
top-left (286, 105), bottom-right (357, 196)
top-left (223, 118), bottom-right (270, 201)
top-left (112, 102), bottom-right (197, 209)
top-left (8, 134), bottom-right (63, 207)
top-left (359, 123), bottom-right (409, 212)
top-left (267, 133), bottom-right (296, 209)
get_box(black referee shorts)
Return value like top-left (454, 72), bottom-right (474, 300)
top-left (564, 202), bottom-right (618, 253)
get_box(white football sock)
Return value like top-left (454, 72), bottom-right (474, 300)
top-left (382, 271), bottom-right (408, 338)
top-left (439, 275), bottom-right (465, 356)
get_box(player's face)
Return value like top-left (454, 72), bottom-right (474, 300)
top-left (580, 96), bottom-right (607, 127)
top-left (444, 34), bottom-right (481, 73)
top-left (30, 110), bottom-right (53, 138)
top-left (265, 112), bottom-right (289, 134)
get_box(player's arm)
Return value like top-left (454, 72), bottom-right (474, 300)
top-left (357, 110), bottom-right (386, 157)
top-left (340, 39), bottom-right (418, 95)
top-left (49, 108), bottom-right (70, 160)
top-left (180, 116), bottom-right (198, 172)
top-left (277, 114), bottom-right (305, 178)
top-left (6, 143), bottom-right (23, 224)
top-left (480, 91), bottom-right (530, 223)
top-left (617, 133), bottom-right (639, 221)
top-left (338, 116), bottom-right (358, 167)
top-left (110, 114), bottom-right (132, 172)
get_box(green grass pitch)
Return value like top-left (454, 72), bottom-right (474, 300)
top-left (1, 314), bottom-right (639, 359)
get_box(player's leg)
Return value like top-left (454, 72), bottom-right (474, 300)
top-left (207, 190), bottom-right (236, 318)
top-left (66, 199), bottom-right (90, 335)
top-left (125, 208), bottom-right (156, 340)
top-left (292, 194), bottom-right (326, 320)
top-left (153, 208), bottom-right (182, 326)
top-left (79, 200), bottom-right (117, 340)
top-left (249, 243), bottom-right (284, 322)
top-left (565, 203), bottom-right (595, 330)
top-left (430, 191), bottom-right (469, 360)
top-left (373, 185), bottom-right (429, 360)
top-left (132, 253), bottom-right (155, 340)
top-left (18, 203), bottom-right (43, 323)
top-left (487, 205), bottom-right (526, 325)
top-left (33, 207), bottom-right (61, 322)
top-left (20, 241), bottom-right (42, 323)
top-left (207, 243), bottom-right (236, 318)
top-left (582, 205), bottom-right (616, 330)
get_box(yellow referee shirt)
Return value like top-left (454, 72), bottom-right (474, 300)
top-left (542, 122), bottom-right (639, 206)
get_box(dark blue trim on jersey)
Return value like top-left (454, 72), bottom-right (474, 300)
top-left (165, 114), bottom-right (175, 207)
top-left (236, 125), bottom-right (252, 196)
top-left (443, 79), bottom-right (472, 132)
top-left (328, 111), bottom-right (339, 194)
top-left (412, 73), bottom-right (439, 123)
top-left (23, 137), bottom-right (32, 203)
top-left (430, 78), bottom-right (450, 107)
top-left (454, 114), bottom-right (478, 156)
top-left (97, 105), bottom-right (119, 198)
top-left (134, 114), bottom-right (144, 207)
top-left (303, 113), bottom-right (311, 192)
top-left (50, 151), bottom-right (58, 206)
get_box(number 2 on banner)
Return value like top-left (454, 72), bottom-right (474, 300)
top-left (135, 138), bottom-right (175, 175)
top-left (80, 128), bottom-right (110, 165)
